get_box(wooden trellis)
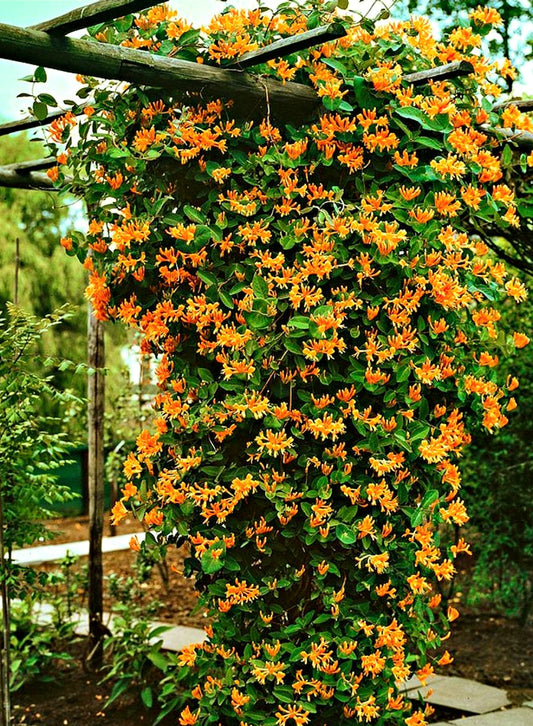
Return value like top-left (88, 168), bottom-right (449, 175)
top-left (0, 0), bottom-right (532, 681)
top-left (0, 0), bottom-right (532, 191)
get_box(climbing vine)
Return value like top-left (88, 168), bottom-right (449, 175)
top-left (44, 2), bottom-right (531, 724)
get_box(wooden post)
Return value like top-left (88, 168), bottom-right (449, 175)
top-left (87, 304), bottom-right (105, 668)
top-left (14, 238), bottom-right (20, 306)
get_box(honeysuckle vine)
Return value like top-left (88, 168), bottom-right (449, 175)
top-left (42, 2), bottom-right (532, 724)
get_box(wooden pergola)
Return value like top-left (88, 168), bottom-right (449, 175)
top-left (0, 0), bottom-right (531, 691)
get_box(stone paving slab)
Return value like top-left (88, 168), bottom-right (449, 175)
top-left (12, 531), bottom-right (146, 565)
top-left (447, 708), bottom-right (533, 725)
top-left (12, 600), bottom-right (206, 652)
top-left (404, 675), bottom-right (510, 714)
top-left (400, 674), bottom-right (446, 692)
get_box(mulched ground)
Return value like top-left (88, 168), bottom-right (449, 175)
top-left (11, 516), bottom-right (533, 725)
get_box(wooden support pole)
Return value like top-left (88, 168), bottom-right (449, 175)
top-left (31, 0), bottom-right (164, 35)
top-left (403, 60), bottom-right (474, 85)
top-left (0, 22), bottom-right (321, 123)
top-left (226, 22), bottom-right (347, 69)
top-left (87, 305), bottom-right (105, 669)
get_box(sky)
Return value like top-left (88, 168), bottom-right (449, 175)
top-left (0, 0), bottom-right (394, 122)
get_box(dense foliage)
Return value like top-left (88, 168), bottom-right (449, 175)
top-left (42, 2), bottom-right (531, 724)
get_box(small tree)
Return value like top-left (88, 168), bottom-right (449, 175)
top-left (0, 305), bottom-right (80, 726)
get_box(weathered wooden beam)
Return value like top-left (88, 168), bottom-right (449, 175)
top-left (1, 157), bottom-right (56, 173)
top-left (0, 22), bottom-right (320, 123)
top-left (486, 126), bottom-right (533, 148)
top-left (226, 22), bottom-right (347, 70)
top-left (0, 166), bottom-right (55, 190)
top-left (493, 98), bottom-right (533, 112)
top-left (30, 0), bottom-right (162, 35)
top-left (0, 110), bottom-right (66, 138)
top-left (403, 60), bottom-right (474, 86)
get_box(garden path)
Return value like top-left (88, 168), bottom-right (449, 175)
top-left (12, 531), bottom-right (146, 565)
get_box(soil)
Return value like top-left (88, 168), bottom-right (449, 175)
top-left (11, 516), bottom-right (533, 726)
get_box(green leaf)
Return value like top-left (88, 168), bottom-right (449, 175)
top-left (284, 337), bottom-right (302, 354)
top-left (502, 144), bottom-right (513, 167)
top-left (219, 289), bottom-right (234, 308)
top-left (252, 274), bottom-right (269, 300)
top-left (201, 548), bottom-right (225, 574)
top-left (32, 101), bottom-right (48, 121)
top-left (415, 136), bottom-right (443, 150)
top-left (106, 679), bottom-right (131, 708)
top-left (396, 107), bottom-right (451, 133)
top-left (141, 686), bottom-right (153, 708)
top-left (288, 316), bottom-right (309, 330)
top-left (177, 28), bottom-right (201, 47)
top-left (336, 523), bottom-right (357, 545)
top-left (183, 205), bottom-right (205, 223)
top-left (197, 269), bottom-right (217, 287)
top-left (273, 686), bottom-right (295, 703)
top-left (244, 311), bottom-right (271, 330)
top-left (197, 367), bottom-right (214, 382)
top-left (37, 93), bottom-right (57, 107)
top-left (420, 489), bottom-right (439, 510)
top-left (353, 76), bottom-right (376, 110)
top-left (34, 66), bottom-right (47, 83)
top-left (324, 58), bottom-right (347, 76)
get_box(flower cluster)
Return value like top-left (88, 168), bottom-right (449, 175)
top-left (46, 2), bottom-right (530, 724)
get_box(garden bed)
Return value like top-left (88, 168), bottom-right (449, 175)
top-left (12, 516), bottom-right (533, 725)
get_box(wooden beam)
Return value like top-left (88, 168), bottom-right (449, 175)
top-left (0, 22), bottom-right (320, 123)
top-left (226, 22), bottom-right (347, 70)
top-left (1, 157), bottom-right (56, 173)
top-left (486, 126), bottom-right (533, 148)
top-left (0, 166), bottom-right (55, 190)
top-left (30, 0), bottom-right (163, 35)
top-left (0, 111), bottom-right (66, 138)
top-left (403, 60), bottom-right (474, 86)
top-left (493, 99), bottom-right (533, 112)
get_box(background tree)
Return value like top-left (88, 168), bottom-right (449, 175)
top-left (0, 134), bottom-right (87, 435)
top-left (0, 134), bottom-right (135, 443)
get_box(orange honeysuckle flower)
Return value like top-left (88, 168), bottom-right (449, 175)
top-left (275, 704), bottom-right (310, 726)
top-left (178, 705), bottom-right (198, 725)
top-left (513, 332), bottom-right (530, 348)
top-left (110, 500), bottom-right (128, 526)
